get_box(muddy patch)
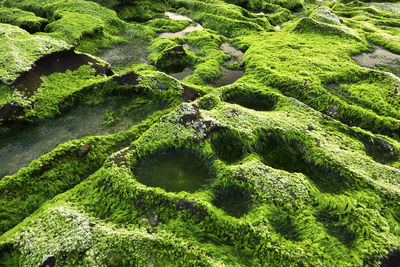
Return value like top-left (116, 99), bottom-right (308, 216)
top-left (165, 12), bottom-right (193, 21)
top-left (12, 50), bottom-right (112, 97)
top-left (0, 96), bottom-right (169, 178)
top-left (133, 149), bottom-right (213, 193)
top-left (352, 46), bottom-right (400, 78)
top-left (213, 68), bottom-right (244, 88)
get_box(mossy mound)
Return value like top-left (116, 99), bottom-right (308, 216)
top-left (1, 0), bottom-right (400, 265)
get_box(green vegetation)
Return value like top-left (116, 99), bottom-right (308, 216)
top-left (1, 0), bottom-right (400, 265)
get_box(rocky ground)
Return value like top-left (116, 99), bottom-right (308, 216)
top-left (1, 0), bottom-right (400, 266)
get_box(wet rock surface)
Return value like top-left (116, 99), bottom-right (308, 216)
top-left (352, 46), bottom-right (400, 78)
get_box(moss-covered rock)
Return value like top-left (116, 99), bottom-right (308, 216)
top-left (2, 0), bottom-right (400, 265)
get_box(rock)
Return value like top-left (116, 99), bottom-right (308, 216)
top-left (293, 18), bottom-right (360, 41)
top-left (156, 82), bottom-right (167, 90)
top-left (181, 84), bottom-right (199, 102)
top-left (165, 45), bottom-right (186, 56)
top-left (148, 214), bottom-right (159, 227)
top-left (374, 138), bottom-right (394, 153)
top-left (379, 250), bottom-right (400, 267)
top-left (112, 71), bottom-right (139, 85)
top-left (161, 45), bottom-right (187, 61)
top-left (312, 8), bottom-right (342, 24)
top-left (39, 255), bottom-right (56, 267)
top-left (0, 102), bottom-right (24, 125)
top-left (176, 103), bottom-right (202, 127)
top-left (76, 144), bottom-right (91, 157)
top-left (326, 104), bottom-right (339, 118)
top-left (175, 199), bottom-right (208, 222)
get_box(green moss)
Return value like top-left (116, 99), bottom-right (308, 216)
top-left (0, 84), bottom-right (12, 106)
top-left (2, 0), bottom-right (400, 265)
top-left (0, 7), bottom-right (48, 33)
top-left (0, 23), bottom-right (70, 84)
top-left (27, 65), bottom-right (105, 120)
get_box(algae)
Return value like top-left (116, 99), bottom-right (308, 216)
top-left (1, 0), bottom-right (400, 266)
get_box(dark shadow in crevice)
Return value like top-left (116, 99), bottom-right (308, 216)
top-left (211, 134), bottom-right (245, 164)
top-left (212, 184), bottom-right (253, 218)
top-left (223, 91), bottom-right (276, 111)
top-left (380, 250), bottom-right (400, 267)
top-left (257, 132), bottom-right (350, 193)
top-left (268, 206), bottom-right (302, 241)
top-left (317, 210), bottom-right (357, 247)
top-left (351, 131), bottom-right (399, 165)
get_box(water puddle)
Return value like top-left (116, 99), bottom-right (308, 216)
top-left (96, 41), bottom-right (149, 66)
top-left (159, 12), bottom-right (203, 38)
top-left (213, 67), bottom-right (244, 88)
top-left (159, 24), bottom-right (203, 38)
top-left (133, 149), bottom-right (213, 193)
top-left (0, 96), bottom-right (169, 178)
top-left (352, 46), bottom-right (400, 78)
top-left (12, 50), bottom-right (111, 97)
top-left (165, 12), bottom-right (193, 21)
top-left (168, 67), bottom-right (193, 80)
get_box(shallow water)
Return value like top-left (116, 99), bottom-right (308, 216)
top-left (168, 67), bottom-right (193, 80)
top-left (165, 12), bottom-right (193, 21)
top-left (159, 12), bottom-right (203, 38)
top-left (213, 67), bottom-right (244, 87)
top-left (159, 24), bottom-right (203, 38)
top-left (352, 46), bottom-right (400, 77)
top-left (97, 41), bottom-right (149, 66)
top-left (0, 96), bottom-right (168, 178)
top-left (133, 150), bottom-right (212, 193)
